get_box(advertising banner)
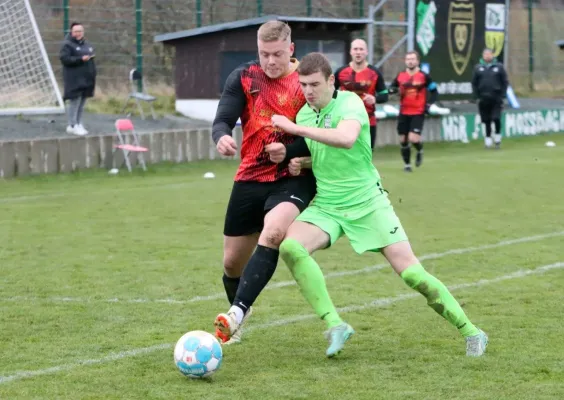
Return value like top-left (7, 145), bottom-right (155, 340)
top-left (415, 0), bottom-right (507, 100)
top-left (441, 109), bottom-right (564, 142)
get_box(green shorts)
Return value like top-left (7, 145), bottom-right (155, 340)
top-left (296, 196), bottom-right (408, 254)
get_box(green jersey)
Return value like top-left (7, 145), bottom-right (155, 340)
top-left (295, 90), bottom-right (382, 213)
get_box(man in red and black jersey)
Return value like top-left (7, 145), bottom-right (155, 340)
top-left (211, 20), bottom-right (316, 344)
top-left (334, 39), bottom-right (389, 150)
top-left (389, 51), bottom-right (438, 172)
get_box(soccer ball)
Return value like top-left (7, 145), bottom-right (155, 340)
top-left (173, 330), bottom-right (223, 378)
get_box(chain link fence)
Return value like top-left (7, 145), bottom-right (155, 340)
top-left (30, 0), bottom-right (564, 94)
top-left (507, 0), bottom-right (564, 93)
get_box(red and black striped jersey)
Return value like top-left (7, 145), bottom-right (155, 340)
top-left (333, 64), bottom-right (387, 126)
top-left (212, 59), bottom-right (306, 182)
top-left (390, 70), bottom-right (437, 115)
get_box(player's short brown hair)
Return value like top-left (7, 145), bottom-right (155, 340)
top-left (257, 20), bottom-right (291, 42)
top-left (406, 50), bottom-right (420, 60)
top-left (297, 52), bottom-right (333, 80)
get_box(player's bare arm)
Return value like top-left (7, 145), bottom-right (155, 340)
top-left (272, 114), bottom-right (361, 149)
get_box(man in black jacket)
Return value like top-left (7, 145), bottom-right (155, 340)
top-left (471, 48), bottom-right (509, 149)
top-left (59, 22), bottom-right (96, 136)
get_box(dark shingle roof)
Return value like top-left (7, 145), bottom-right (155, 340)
top-left (154, 15), bottom-right (371, 43)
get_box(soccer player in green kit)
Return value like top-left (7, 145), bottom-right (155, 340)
top-left (265, 52), bottom-right (488, 358)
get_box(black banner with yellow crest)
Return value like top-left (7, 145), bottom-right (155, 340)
top-left (415, 0), bottom-right (507, 100)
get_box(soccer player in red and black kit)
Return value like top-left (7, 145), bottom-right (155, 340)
top-left (389, 51), bottom-right (438, 172)
top-left (211, 21), bottom-right (316, 344)
top-left (334, 39), bottom-right (389, 150)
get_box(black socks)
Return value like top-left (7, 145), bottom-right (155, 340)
top-left (401, 143), bottom-right (411, 165)
top-left (232, 245), bottom-right (279, 312)
top-left (222, 274), bottom-right (240, 304)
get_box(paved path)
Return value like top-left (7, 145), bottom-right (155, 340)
top-left (0, 113), bottom-right (210, 142)
top-left (2, 98), bottom-right (563, 142)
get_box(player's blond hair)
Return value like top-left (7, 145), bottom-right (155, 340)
top-left (257, 20), bottom-right (291, 42)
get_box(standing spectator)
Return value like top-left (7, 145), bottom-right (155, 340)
top-left (471, 48), bottom-right (509, 149)
top-left (59, 22), bottom-right (96, 136)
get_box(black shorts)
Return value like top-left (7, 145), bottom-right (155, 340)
top-left (223, 173), bottom-right (317, 236)
top-left (478, 99), bottom-right (502, 122)
top-left (397, 114), bottom-right (425, 135)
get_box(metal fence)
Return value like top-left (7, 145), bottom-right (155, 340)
top-left (30, 0), bottom-right (564, 94)
top-left (506, 0), bottom-right (564, 92)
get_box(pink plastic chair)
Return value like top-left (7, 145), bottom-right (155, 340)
top-left (114, 118), bottom-right (148, 172)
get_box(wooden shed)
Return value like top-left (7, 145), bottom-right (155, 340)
top-left (153, 15), bottom-right (371, 104)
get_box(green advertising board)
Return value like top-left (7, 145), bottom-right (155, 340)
top-left (441, 109), bottom-right (564, 142)
top-left (415, 0), bottom-right (507, 100)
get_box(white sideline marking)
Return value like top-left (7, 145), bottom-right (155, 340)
top-left (0, 261), bottom-right (562, 385)
top-left (0, 344), bottom-right (171, 385)
top-left (2, 230), bottom-right (563, 305)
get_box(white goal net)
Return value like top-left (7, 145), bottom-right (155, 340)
top-left (0, 0), bottom-right (64, 115)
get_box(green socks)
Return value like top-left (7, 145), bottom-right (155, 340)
top-left (280, 240), bottom-right (478, 338)
top-left (280, 239), bottom-right (343, 329)
top-left (401, 264), bottom-right (480, 337)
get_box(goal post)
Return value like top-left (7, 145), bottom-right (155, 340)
top-left (0, 0), bottom-right (65, 115)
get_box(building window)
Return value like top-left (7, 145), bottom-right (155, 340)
top-left (294, 40), bottom-right (346, 71)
